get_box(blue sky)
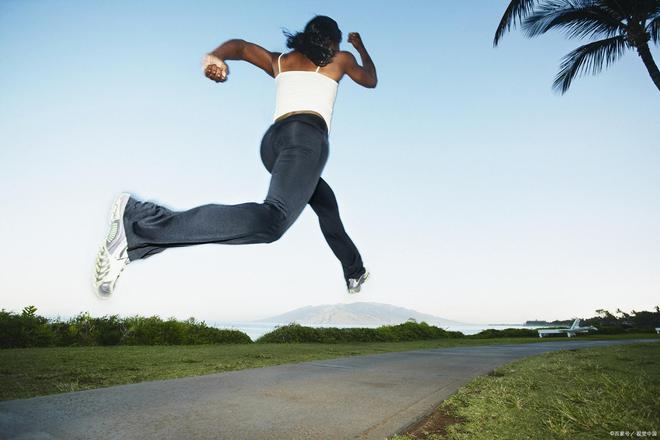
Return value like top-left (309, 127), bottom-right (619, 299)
top-left (1, 0), bottom-right (659, 324)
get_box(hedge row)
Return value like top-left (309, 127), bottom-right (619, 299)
top-left (5, 305), bottom-right (657, 348)
top-left (256, 321), bottom-right (465, 343)
top-left (0, 306), bottom-right (250, 348)
top-left (467, 328), bottom-right (539, 338)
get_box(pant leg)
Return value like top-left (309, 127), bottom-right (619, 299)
top-left (123, 117), bottom-right (329, 261)
top-left (308, 177), bottom-right (366, 283)
top-left (123, 198), bottom-right (285, 261)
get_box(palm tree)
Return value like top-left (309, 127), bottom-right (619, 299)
top-left (501, 0), bottom-right (660, 93)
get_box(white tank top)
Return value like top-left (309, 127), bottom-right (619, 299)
top-left (273, 52), bottom-right (339, 132)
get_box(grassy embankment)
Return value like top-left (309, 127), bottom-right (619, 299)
top-left (1, 333), bottom-right (657, 401)
top-left (392, 342), bottom-right (660, 440)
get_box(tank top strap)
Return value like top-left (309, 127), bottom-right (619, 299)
top-left (315, 64), bottom-right (321, 73)
top-left (278, 52), bottom-right (284, 74)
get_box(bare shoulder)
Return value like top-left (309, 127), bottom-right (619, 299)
top-left (241, 42), bottom-right (282, 77)
top-left (269, 51), bottom-right (284, 63)
top-left (335, 50), bottom-right (358, 68)
top-left (334, 50), bottom-right (376, 88)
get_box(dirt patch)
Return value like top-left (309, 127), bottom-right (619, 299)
top-left (399, 405), bottom-right (465, 439)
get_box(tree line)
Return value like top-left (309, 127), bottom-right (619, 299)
top-left (1, 305), bottom-right (657, 348)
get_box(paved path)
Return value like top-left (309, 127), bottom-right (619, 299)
top-left (1, 338), bottom-right (658, 440)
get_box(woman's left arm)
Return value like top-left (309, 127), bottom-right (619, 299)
top-left (204, 39), bottom-right (277, 82)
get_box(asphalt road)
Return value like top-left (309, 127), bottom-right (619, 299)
top-left (1, 338), bottom-right (657, 440)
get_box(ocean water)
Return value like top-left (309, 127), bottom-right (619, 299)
top-left (208, 321), bottom-right (545, 342)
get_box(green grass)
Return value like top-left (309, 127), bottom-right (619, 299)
top-left (1, 333), bottom-right (657, 402)
top-left (391, 342), bottom-right (660, 440)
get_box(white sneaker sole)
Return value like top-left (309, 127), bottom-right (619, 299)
top-left (93, 192), bottom-right (132, 299)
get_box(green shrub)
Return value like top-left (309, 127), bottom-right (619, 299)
top-left (92, 315), bottom-right (124, 345)
top-left (118, 315), bottom-right (251, 345)
top-left (257, 323), bottom-right (324, 343)
top-left (377, 321), bottom-right (454, 341)
top-left (0, 306), bottom-right (251, 348)
top-left (257, 321), bottom-right (459, 344)
top-left (0, 306), bottom-right (55, 348)
top-left (469, 328), bottom-right (539, 338)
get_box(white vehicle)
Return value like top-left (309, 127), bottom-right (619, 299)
top-left (538, 319), bottom-right (598, 338)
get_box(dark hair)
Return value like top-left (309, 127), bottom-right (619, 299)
top-left (282, 15), bottom-right (342, 67)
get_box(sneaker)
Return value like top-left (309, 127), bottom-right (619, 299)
top-left (93, 192), bottom-right (132, 299)
top-left (347, 268), bottom-right (370, 294)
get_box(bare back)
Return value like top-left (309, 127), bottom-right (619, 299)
top-left (273, 51), bottom-right (345, 83)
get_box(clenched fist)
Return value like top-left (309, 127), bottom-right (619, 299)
top-left (202, 53), bottom-right (229, 83)
top-left (347, 32), bottom-right (365, 50)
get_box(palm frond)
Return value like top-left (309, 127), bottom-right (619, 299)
top-left (494, 0), bottom-right (538, 46)
top-left (597, 0), bottom-right (631, 21)
top-left (601, 0), bottom-right (635, 19)
top-left (553, 35), bottom-right (627, 93)
top-left (648, 15), bottom-right (660, 44)
top-left (603, 0), bottom-right (660, 20)
top-left (630, 0), bottom-right (660, 19)
top-left (523, 0), bottom-right (626, 40)
top-left (644, 2), bottom-right (660, 25)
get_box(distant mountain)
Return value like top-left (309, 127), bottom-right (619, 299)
top-left (253, 302), bottom-right (470, 326)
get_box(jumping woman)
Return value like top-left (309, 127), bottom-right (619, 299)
top-left (93, 15), bottom-right (377, 299)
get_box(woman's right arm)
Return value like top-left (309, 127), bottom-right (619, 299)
top-left (203, 39), bottom-right (278, 82)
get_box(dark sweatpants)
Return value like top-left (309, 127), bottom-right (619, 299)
top-left (123, 113), bottom-right (366, 284)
